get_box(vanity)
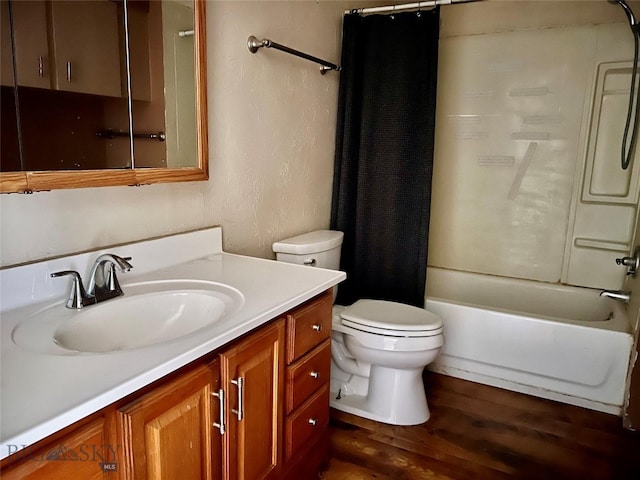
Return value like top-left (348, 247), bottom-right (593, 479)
top-left (0, 227), bottom-right (345, 479)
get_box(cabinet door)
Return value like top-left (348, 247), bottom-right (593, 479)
top-left (10, 0), bottom-right (50, 89)
top-left (220, 319), bottom-right (285, 480)
top-left (48, 0), bottom-right (122, 97)
top-left (0, 419), bottom-right (111, 480)
top-left (117, 364), bottom-right (222, 480)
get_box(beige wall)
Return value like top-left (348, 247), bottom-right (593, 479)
top-left (1, 0), bottom-right (638, 270)
top-left (0, 1), bottom-right (369, 267)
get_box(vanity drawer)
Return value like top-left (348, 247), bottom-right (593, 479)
top-left (286, 339), bottom-right (331, 414)
top-left (286, 290), bottom-right (332, 364)
top-left (284, 382), bottom-right (330, 461)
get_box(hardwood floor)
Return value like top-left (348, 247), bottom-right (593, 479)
top-left (321, 372), bottom-right (640, 479)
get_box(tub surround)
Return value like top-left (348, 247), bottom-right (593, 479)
top-left (0, 227), bottom-right (345, 460)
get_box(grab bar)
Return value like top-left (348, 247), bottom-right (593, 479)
top-left (97, 130), bottom-right (166, 142)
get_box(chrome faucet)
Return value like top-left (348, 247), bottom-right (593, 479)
top-left (51, 254), bottom-right (133, 309)
top-left (87, 254), bottom-right (133, 303)
top-left (599, 289), bottom-right (631, 303)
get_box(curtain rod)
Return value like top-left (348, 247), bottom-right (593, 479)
top-left (247, 36), bottom-right (341, 74)
top-left (347, 0), bottom-right (479, 16)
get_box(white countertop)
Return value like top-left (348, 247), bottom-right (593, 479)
top-left (0, 228), bottom-right (345, 459)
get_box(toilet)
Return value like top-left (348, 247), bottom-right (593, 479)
top-left (272, 230), bottom-right (444, 425)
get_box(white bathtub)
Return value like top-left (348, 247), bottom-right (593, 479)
top-left (425, 267), bottom-right (635, 415)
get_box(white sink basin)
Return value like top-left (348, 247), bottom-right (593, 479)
top-left (12, 280), bottom-right (244, 355)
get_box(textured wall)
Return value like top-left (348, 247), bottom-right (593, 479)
top-left (1, 0), bottom-right (636, 269)
top-left (0, 1), bottom-right (360, 267)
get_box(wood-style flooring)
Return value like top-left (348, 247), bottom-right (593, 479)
top-left (321, 372), bottom-right (640, 480)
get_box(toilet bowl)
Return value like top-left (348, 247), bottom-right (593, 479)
top-left (330, 300), bottom-right (444, 425)
top-left (272, 230), bottom-right (445, 425)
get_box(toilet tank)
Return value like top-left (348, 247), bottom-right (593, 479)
top-left (272, 230), bottom-right (343, 270)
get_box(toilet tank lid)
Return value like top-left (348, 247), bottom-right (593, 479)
top-left (272, 230), bottom-right (344, 255)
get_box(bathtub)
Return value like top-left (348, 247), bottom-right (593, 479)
top-left (425, 267), bottom-right (635, 415)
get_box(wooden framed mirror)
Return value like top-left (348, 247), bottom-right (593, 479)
top-left (0, 0), bottom-right (208, 194)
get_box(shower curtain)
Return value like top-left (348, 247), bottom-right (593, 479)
top-left (330, 9), bottom-right (440, 308)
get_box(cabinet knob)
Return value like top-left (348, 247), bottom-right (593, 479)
top-left (309, 371), bottom-right (319, 379)
top-left (312, 324), bottom-right (322, 332)
top-left (308, 418), bottom-right (318, 426)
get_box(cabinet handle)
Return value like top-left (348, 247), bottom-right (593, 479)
top-left (231, 377), bottom-right (244, 421)
top-left (66, 61), bottom-right (72, 82)
top-left (312, 324), bottom-right (322, 332)
top-left (38, 56), bottom-right (44, 78)
top-left (211, 389), bottom-right (226, 435)
top-left (309, 371), bottom-right (319, 379)
top-left (308, 418), bottom-right (318, 426)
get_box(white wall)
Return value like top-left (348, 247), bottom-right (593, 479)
top-left (0, 1), bottom-right (365, 267)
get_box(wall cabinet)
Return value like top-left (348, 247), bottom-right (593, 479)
top-left (10, 0), bottom-right (122, 97)
top-left (10, 0), bottom-right (50, 90)
top-left (0, 291), bottom-right (332, 479)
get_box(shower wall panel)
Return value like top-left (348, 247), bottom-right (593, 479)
top-left (430, 23), bottom-right (638, 289)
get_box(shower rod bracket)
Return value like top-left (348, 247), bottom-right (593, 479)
top-left (247, 35), bottom-right (341, 75)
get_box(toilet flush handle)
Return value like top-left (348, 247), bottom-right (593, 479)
top-left (303, 258), bottom-right (316, 266)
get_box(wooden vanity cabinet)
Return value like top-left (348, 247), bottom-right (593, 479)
top-left (116, 362), bottom-right (222, 480)
top-left (282, 290), bottom-right (333, 479)
top-left (219, 319), bottom-right (284, 480)
top-left (0, 291), bottom-right (332, 480)
top-left (115, 319), bottom-right (285, 480)
top-left (0, 418), bottom-right (113, 480)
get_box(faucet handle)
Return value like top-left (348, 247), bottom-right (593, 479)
top-left (616, 246), bottom-right (640, 277)
top-left (113, 255), bottom-right (133, 271)
top-left (50, 270), bottom-right (95, 309)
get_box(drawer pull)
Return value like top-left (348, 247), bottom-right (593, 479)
top-left (309, 371), bottom-right (319, 379)
top-left (211, 389), bottom-right (225, 435)
top-left (231, 377), bottom-right (244, 421)
top-left (312, 324), bottom-right (322, 332)
top-left (308, 418), bottom-right (318, 426)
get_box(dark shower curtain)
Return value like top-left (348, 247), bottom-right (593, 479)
top-left (330, 9), bottom-right (440, 308)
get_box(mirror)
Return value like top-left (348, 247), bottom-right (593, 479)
top-left (0, 0), bottom-right (208, 193)
top-left (0, 0), bottom-right (21, 172)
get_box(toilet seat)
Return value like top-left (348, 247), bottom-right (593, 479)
top-left (340, 299), bottom-right (443, 338)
